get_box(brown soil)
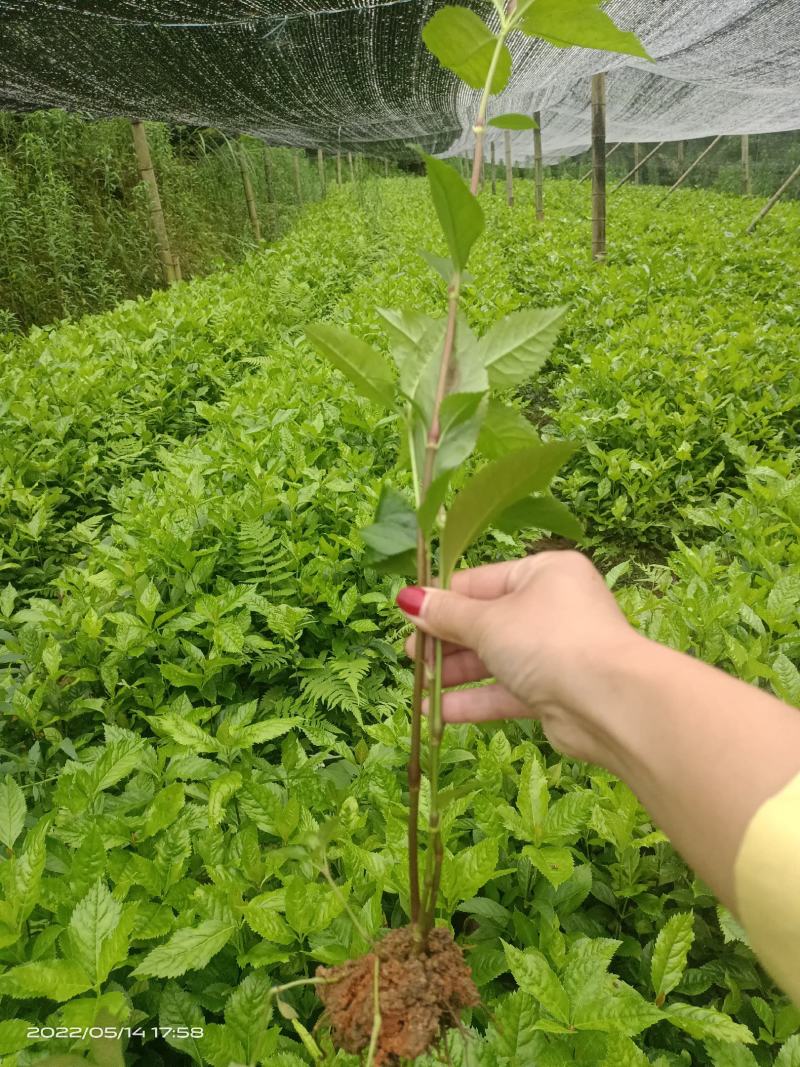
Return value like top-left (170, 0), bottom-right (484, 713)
top-left (315, 925), bottom-right (479, 1065)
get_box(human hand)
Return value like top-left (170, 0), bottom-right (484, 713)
top-left (397, 551), bottom-right (641, 765)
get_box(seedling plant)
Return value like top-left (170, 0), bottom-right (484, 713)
top-left (303, 2), bottom-right (648, 1061)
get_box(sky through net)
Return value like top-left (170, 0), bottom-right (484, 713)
top-left (1, 1), bottom-right (799, 162)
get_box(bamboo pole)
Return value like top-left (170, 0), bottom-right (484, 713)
top-left (591, 73), bottom-right (606, 263)
top-left (336, 151), bottom-right (342, 185)
top-left (657, 134), bottom-right (723, 205)
top-left (384, 157), bottom-right (389, 178)
top-left (613, 141), bottom-right (665, 192)
top-left (579, 141), bottom-right (621, 182)
top-left (746, 161), bottom-right (800, 233)
top-left (533, 110), bottom-right (544, 220)
top-left (504, 129), bottom-right (514, 206)
top-left (677, 140), bottom-right (685, 167)
top-left (317, 147), bottom-right (326, 195)
top-left (491, 139), bottom-right (497, 195)
top-left (633, 142), bottom-right (640, 184)
top-left (130, 120), bottom-right (176, 285)
top-left (348, 151), bottom-right (355, 183)
top-left (263, 145), bottom-right (274, 203)
top-left (293, 151), bottom-right (303, 204)
top-left (237, 140), bottom-right (262, 242)
top-left (741, 134), bottom-right (752, 196)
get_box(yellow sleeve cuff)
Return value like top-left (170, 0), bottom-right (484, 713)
top-left (734, 770), bottom-right (800, 1008)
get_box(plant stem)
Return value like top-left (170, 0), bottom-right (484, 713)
top-left (418, 275), bottom-right (461, 939)
top-left (469, 4), bottom-right (516, 195)
top-left (365, 956), bottom-right (382, 1067)
top-left (408, 531), bottom-right (427, 931)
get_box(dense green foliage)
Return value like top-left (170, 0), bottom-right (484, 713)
top-left (0, 177), bottom-right (799, 1066)
top-left (0, 110), bottom-right (373, 335)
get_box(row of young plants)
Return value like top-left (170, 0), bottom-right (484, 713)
top-left (0, 174), bottom-right (799, 1065)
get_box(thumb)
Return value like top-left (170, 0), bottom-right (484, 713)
top-left (396, 585), bottom-right (485, 648)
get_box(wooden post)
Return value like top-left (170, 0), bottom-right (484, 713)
top-left (746, 161), bottom-right (800, 233)
top-left (533, 110), bottom-right (544, 220)
top-left (384, 157), bottom-right (389, 178)
top-left (491, 139), bottom-right (497, 195)
top-left (348, 151), bottom-right (355, 183)
top-left (263, 145), bottom-right (274, 203)
top-left (237, 140), bottom-right (262, 242)
top-left (293, 151), bottom-right (303, 204)
top-left (657, 134), bottom-right (723, 205)
top-left (336, 151), bottom-right (342, 185)
top-left (741, 134), bottom-right (752, 196)
top-left (613, 142), bottom-right (665, 191)
top-left (677, 140), bottom-right (685, 166)
top-left (317, 147), bottom-right (326, 195)
top-left (633, 143), bottom-right (640, 184)
top-left (504, 129), bottom-right (514, 206)
top-left (591, 73), bottom-right (606, 263)
top-left (130, 119), bottom-right (176, 285)
top-left (579, 142), bottom-right (621, 182)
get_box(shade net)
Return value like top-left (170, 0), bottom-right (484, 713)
top-left (1, 1), bottom-right (799, 162)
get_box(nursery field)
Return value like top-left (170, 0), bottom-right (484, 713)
top-left (1, 176), bottom-right (800, 1067)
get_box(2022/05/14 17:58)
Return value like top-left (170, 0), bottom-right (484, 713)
top-left (25, 1026), bottom-right (205, 1040)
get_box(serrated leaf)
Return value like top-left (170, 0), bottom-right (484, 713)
top-left (652, 912), bottom-right (694, 1004)
top-left (242, 896), bottom-right (295, 944)
top-left (67, 879), bottom-right (122, 986)
top-left (424, 154), bottom-right (484, 271)
top-left (766, 575), bottom-right (800, 624)
top-left (305, 323), bottom-right (395, 408)
top-left (142, 782), bottom-right (185, 839)
top-left (441, 837), bottom-right (499, 905)
top-left (489, 990), bottom-right (540, 1061)
top-left (489, 113), bottom-right (538, 129)
top-left (225, 973), bottom-right (272, 1065)
top-left (0, 959), bottom-right (93, 1000)
top-left (150, 714), bottom-right (219, 752)
top-left (0, 777), bottom-right (26, 851)
top-left (772, 653), bottom-right (800, 704)
top-left (478, 399), bottom-right (540, 459)
top-left (777, 1036), bottom-right (800, 1067)
top-left (441, 442), bottom-right (576, 580)
top-left (600, 1034), bottom-right (650, 1067)
top-left (523, 845), bottom-right (574, 888)
top-left (495, 494), bottom-right (583, 540)
top-left (0, 1019), bottom-right (35, 1056)
top-left (503, 941), bottom-right (569, 1023)
top-left (208, 771), bottom-right (242, 829)
top-left (517, 755), bottom-right (549, 841)
top-left (705, 1040), bottom-right (760, 1067)
top-left (477, 306), bottom-right (567, 388)
top-left (422, 6), bottom-right (512, 92)
top-left (361, 484), bottom-right (417, 564)
top-left (518, 0), bottom-right (651, 59)
top-left (131, 920), bottom-right (235, 978)
top-left (159, 981), bottom-right (206, 1065)
top-left (717, 905), bottom-right (749, 947)
top-left (285, 875), bottom-right (348, 936)
top-left (664, 1002), bottom-right (754, 1043)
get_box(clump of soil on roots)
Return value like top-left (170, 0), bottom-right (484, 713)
top-left (315, 925), bottom-right (479, 1065)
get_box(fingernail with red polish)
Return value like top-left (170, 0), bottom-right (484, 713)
top-left (396, 586), bottom-right (426, 617)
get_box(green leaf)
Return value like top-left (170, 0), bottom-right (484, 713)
top-left (705, 1040), bottom-right (760, 1067)
top-left (434, 391), bottom-right (488, 480)
top-left (441, 837), bottom-right (499, 904)
top-left (495, 494), bottom-right (583, 540)
top-left (422, 6), bottom-right (512, 92)
top-left (305, 323), bottom-right (395, 408)
top-left (517, 0), bottom-right (652, 59)
top-left (777, 1036), bottom-right (800, 1067)
top-left (361, 485), bottom-right (417, 560)
top-left (131, 920), bottom-right (235, 979)
top-left (523, 845), bottom-right (574, 888)
top-left (419, 249), bottom-right (458, 285)
top-left (503, 942), bottom-right (570, 1023)
top-left (0, 777), bottom-right (26, 851)
top-left (285, 875), bottom-right (348, 936)
top-left (663, 1003), bottom-right (754, 1044)
top-left (149, 714), bottom-right (219, 752)
top-left (242, 896), bottom-right (295, 944)
top-left (517, 755), bottom-right (549, 840)
top-left (424, 154), bottom-right (484, 271)
top-left (600, 1034), bottom-right (651, 1067)
top-left (489, 990), bottom-right (540, 1061)
top-left (771, 652), bottom-right (800, 705)
top-left (67, 879), bottom-right (122, 986)
top-left (478, 399), bottom-right (540, 459)
top-left (441, 441), bottom-right (576, 580)
top-left (766, 575), bottom-right (800, 624)
top-left (225, 973), bottom-right (273, 1065)
top-left (717, 905), bottom-right (750, 947)
top-left (142, 782), bottom-right (185, 839)
top-left (489, 113), bottom-right (538, 129)
top-left (159, 982), bottom-right (206, 1065)
top-left (0, 959), bottom-right (93, 1001)
top-left (477, 306), bottom-right (567, 388)
top-left (0, 1019), bottom-right (35, 1056)
top-left (208, 771), bottom-right (242, 829)
top-left (651, 912), bottom-right (694, 1004)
